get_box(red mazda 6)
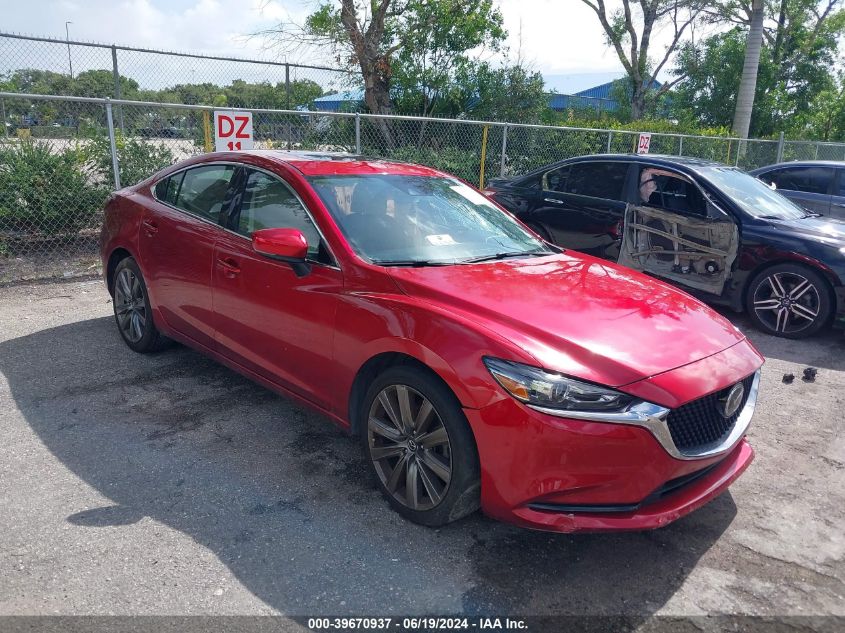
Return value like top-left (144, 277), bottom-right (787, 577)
top-left (100, 151), bottom-right (764, 532)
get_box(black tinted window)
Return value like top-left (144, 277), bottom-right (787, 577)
top-left (174, 165), bottom-right (235, 221)
top-left (154, 172), bottom-right (183, 205)
top-left (767, 167), bottom-right (833, 195)
top-left (236, 169), bottom-right (323, 259)
top-left (564, 162), bottom-right (629, 199)
top-left (543, 166), bottom-right (569, 192)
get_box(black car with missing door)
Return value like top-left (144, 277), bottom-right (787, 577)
top-left (485, 154), bottom-right (845, 339)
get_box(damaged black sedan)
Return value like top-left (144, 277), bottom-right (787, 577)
top-left (484, 154), bottom-right (845, 338)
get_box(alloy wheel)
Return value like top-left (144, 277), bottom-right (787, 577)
top-left (367, 384), bottom-right (452, 511)
top-left (114, 268), bottom-right (147, 343)
top-left (752, 271), bottom-right (821, 335)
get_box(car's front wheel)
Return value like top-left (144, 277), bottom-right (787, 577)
top-left (362, 366), bottom-right (480, 526)
top-left (112, 257), bottom-right (168, 353)
top-left (746, 263), bottom-right (832, 338)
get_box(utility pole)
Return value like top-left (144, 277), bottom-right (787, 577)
top-left (65, 21), bottom-right (74, 79)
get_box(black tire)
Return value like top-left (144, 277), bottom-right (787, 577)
top-left (361, 365), bottom-right (480, 527)
top-left (111, 257), bottom-right (169, 353)
top-left (745, 263), bottom-right (832, 339)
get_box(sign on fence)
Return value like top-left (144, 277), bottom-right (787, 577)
top-left (637, 133), bottom-right (652, 154)
top-left (214, 111), bottom-right (254, 151)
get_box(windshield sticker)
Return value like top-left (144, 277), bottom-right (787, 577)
top-left (426, 234), bottom-right (457, 246)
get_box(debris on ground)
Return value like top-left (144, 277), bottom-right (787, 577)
top-left (803, 367), bottom-right (818, 382)
top-left (782, 373), bottom-right (795, 384)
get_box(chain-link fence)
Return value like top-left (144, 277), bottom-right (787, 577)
top-left (0, 32), bottom-right (354, 111)
top-left (3, 91), bottom-right (845, 284)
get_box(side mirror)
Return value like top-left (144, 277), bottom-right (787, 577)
top-left (252, 228), bottom-right (311, 277)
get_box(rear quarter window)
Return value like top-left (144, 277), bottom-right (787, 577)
top-left (153, 172), bottom-right (184, 205)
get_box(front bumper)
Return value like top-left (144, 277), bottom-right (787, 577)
top-left (465, 340), bottom-right (762, 533)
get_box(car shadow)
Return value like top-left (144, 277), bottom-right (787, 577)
top-left (0, 317), bottom-right (737, 616)
top-left (714, 307), bottom-right (845, 371)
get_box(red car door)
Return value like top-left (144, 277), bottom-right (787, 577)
top-left (211, 166), bottom-right (343, 410)
top-left (140, 164), bottom-right (237, 350)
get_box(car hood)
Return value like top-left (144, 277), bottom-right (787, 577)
top-left (388, 253), bottom-right (747, 388)
top-left (767, 215), bottom-right (845, 246)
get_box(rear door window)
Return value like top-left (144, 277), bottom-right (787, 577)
top-left (767, 167), bottom-right (833, 194)
top-left (173, 165), bottom-right (236, 222)
top-left (563, 162), bottom-right (629, 200)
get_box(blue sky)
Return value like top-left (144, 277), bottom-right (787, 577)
top-left (0, 0), bottom-right (685, 90)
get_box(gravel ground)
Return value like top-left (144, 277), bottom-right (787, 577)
top-left (0, 279), bottom-right (843, 619)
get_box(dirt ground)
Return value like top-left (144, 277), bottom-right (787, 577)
top-left (0, 279), bottom-right (843, 621)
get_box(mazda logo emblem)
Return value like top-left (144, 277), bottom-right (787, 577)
top-left (720, 383), bottom-right (745, 418)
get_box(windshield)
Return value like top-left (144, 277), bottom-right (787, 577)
top-left (700, 166), bottom-right (807, 220)
top-left (307, 175), bottom-right (551, 264)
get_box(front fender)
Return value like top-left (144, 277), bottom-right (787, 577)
top-left (329, 291), bottom-right (537, 416)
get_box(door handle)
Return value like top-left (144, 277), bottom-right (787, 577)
top-left (141, 218), bottom-right (158, 235)
top-left (543, 197), bottom-right (565, 205)
top-left (216, 257), bottom-right (241, 276)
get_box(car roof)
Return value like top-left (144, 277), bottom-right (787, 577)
top-left (506, 153), bottom-right (727, 185)
top-left (748, 160), bottom-right (845, 174)
top-left (208, 149), bottom-right (446, 178)
top-left (572, 153), bottom-right (724, 168)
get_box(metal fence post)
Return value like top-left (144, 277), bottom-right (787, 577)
top-left (0, 98), bottom-right (7, 138)
top-left (285, 63), bottom-right (292, 150)
top-left (355, 113), bottom-right (361, 154)
top-left (105, 101), bottom-right (121, 190)
top-left (111, 45), bottom-right (124, 133)
top-left (678, 136), bottom-right (684, 156)
top-left (606, 130), bottom-right (613, 153)
top-left (479, 125), bottom-right (490, 189)
top-left (500, 124), bottom-right (509, 177)
top-left (814, 143), bottom-right (820, 160)
top-left (776, 131), bottom-right (785, 163)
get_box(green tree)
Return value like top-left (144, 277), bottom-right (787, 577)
top-left (260, 0), bottom-right (508, 146)
top-left (578, 1), bottom-right (708, 119)
top-left (71, 69), bottom-right (139, 99)
top-left (389, 0), bottom-right (506, 118)
top-left (672, 0), bottom-right (843, 136)
top-left (459, 62), bottom-right (550, 124)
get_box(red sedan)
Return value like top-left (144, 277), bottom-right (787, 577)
top-left (100, 151), bottom-right (764, 532)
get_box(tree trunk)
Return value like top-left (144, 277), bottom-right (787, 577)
top-left (733, 0), bottom-right (765, 139)
top-left (631, 80), bottom-right (646, 120)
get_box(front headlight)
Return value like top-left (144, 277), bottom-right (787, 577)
top-left (483, 357), bottom-right (634, 412)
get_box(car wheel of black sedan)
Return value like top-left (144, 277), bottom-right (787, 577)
top-left (746, 263), bottom-right (832, 339)
top-left (112, 257), bottom-right (168, 353)
top-left (362, 366), bottom-right (480, 526)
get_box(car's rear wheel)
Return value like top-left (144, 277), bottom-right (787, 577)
top-left (112, 257), bottom-right (168, 353)
top-left (362, 366), bottom-right (480, 526)
top-left (746, 263), bottom-right (831, 339)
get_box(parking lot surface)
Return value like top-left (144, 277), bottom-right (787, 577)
top-left (1, 279), bottom-right (843, 617)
